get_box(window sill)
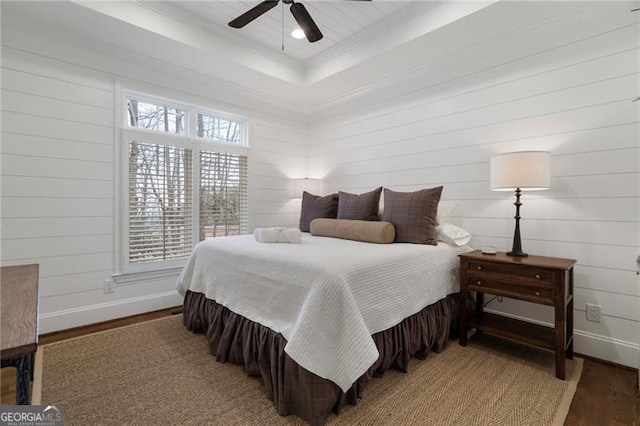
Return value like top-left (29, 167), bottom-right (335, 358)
top-left (113, 267), bottom-right (183, 285)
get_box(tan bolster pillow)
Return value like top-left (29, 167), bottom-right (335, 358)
top-left (310, 218), bottom-right (396, 244)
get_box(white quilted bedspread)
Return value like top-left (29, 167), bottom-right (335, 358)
top-left (176, 233), bottom-right (472, 392)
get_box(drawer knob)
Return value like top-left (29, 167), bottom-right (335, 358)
top-left (535, 291), bottom-right (541, 296)
top-left (535, 274), bottom-right (541, 279)
top-left (476, 266), bottom-right (482, 270)
top-left (476, 281), bottom-right (482, 286)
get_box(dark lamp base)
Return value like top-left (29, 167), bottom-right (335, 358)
top-left (508, 188), bottom-right (529, 258)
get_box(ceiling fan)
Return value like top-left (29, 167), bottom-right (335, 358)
top-left (229, 0), bottom-right (371, 43)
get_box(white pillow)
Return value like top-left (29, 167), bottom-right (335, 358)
top-left (437, 222), bottom-right (471, 246)
top-left (436, 200), bottom-right (459, 224)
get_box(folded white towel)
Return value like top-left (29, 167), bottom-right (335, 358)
top-left (254, 227), bottom-right (301, 244)
top-left (258, 228), bottom-right (281, 243)
top-left (280, 228), bottom-right (302, 243)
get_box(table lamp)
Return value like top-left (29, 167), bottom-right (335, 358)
top-left (490, 151), bottom-right (551, 257)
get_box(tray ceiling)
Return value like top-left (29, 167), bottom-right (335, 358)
top-left (153, 1), bottom-right (411, 61)
top-left (8, 1), bottom-right (580, 115)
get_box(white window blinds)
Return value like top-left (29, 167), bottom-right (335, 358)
top-left (199, 151), bottom-right (248, 239)
top-left (128, 141), bottom-right (193, 263)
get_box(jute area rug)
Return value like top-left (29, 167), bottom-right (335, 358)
top-left (36, 315), bottom-right (582, 425)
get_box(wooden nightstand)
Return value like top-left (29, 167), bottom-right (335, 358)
top-left (458, 250), bottom-right (576, 379)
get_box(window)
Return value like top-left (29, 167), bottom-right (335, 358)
top-left (121, 94), bottom-right (249, 273)
top-left (199, 151), bottom-right (248, 240)
top-left (128, 142), bottom-right (193, 263)
top-left (196, 112), bottom-right (243, 144)
top-left (128, 99), bottom-right (185, 134)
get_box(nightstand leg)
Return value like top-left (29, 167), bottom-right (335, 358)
top-left (555, 296), bottom-right (566, 380)
top-left (566, 298), bottom-right (574, 360)
top-left (475, 292), bottom-right (484, 316)
top-left (459, 329), bottom-right (468, 346)
top-left (16, 354), bottom-right (32, 405)
top-left (474, 292), bottom-right (484, 335)
top-left (459, 291), bottom-right (468, 346)
top-left (566, 270), bottom-right (574, 360)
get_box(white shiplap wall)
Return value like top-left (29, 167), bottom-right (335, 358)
top-left (308, 3), bottom-right (639, 368)
top-left (1, 2), bottom-right (637, 370)
top-left (0, 13), bottom-right (307, 332)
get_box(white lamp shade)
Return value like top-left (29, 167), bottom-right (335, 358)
top-left (490, 151), bottom-right (551, 191)
top-left (291, 178), bottom-right (319, 198)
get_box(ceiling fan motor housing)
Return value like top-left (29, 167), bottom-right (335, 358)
top-left (229, 0), bottom-right (369, 43)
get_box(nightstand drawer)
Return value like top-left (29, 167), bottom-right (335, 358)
top-left (467, 278), bottom-right (555, 305)
top-left (468, 261), bottom-right (556, 284)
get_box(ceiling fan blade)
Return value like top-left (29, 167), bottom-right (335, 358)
top-left (229, 0), bottom-right (279, 28)
top-left (290, 3), bottom-right (323, 43)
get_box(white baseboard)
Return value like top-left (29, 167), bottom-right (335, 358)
top-left (38, 291), bottom-right (183, 334)
top-left (484, 308), bottom-right (639, 369)
top-left (573, 331), bottom-right (639, 369)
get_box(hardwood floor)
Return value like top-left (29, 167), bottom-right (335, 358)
top-left (565, 357), bottom-right (639, 425)
top-left (2, 308), bottom-right (638, 425)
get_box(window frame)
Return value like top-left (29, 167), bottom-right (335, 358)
top-left (116, 88), bottom-right (250, 275)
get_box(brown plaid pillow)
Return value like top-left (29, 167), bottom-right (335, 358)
top-left (299, 191), bottom-right (338, 232)
top-left (337, 187), bottom-right (382, 221)
top-left (382, 186), bottom-right (443, 244)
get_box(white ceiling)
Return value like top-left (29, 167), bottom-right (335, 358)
top-left (145, 1), bottom-right (412, 61)
top-left (2, 1), bottom-right (590, 117)
top-left (2, 1), bottom-right (481, 98)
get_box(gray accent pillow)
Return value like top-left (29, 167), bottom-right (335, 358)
top-left (382, 186), bottom-right (443, 244)
top-left (299, 191), bottom-right (338, 232)
top-left (337, 187), bottom-right (382, 221)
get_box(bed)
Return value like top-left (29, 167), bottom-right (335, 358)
top-left (177, 233), bottom-right (472, 425)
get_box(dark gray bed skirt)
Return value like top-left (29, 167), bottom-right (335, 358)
top-left (183, 290), bottom-right (460, 426)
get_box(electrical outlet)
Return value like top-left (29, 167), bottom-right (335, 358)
top-left (104, 279), bottom-right (115, 294)
top-left (586, 303), bottom-right (601, 322)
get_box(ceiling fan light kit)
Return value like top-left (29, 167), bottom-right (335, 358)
top-left (291, 28), bottom-right (306, 39)
top-left (229, 0), bottom-right (371, 43)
